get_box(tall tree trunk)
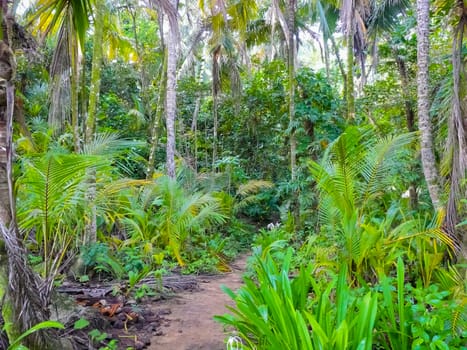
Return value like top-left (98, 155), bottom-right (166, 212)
top-left (85, 1), bottom-right (104, 144)
top-left (447, 8), bottom-right (467, 256)
top-left (83, 0), bottom-right (104, 246)
top-left (68, 10), bottom-right (81, 153)
top-left (0, 7), bottom-right (53, 346)
top-left (212, 47), bottom-right (220, 171)
top-left (147, 48), bottom-right (167, 179)
top-left (394, 50), bottom-right (418, 209)
top-left (346, 31), bottom-right (355, 120)
top-left (286, 0), bottom-right (300, 228)
top-left (191, 96), bottom-right (200, 173)
top-left (416, 0), bottom-right (441, 209)
top-left (157, 0), bottom-right (179, 179)
top-left (286, 0), bottom-right (296, 181)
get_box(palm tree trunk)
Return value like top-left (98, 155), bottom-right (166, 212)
top-left (67, 11), bottom-right (81, 153)
top-left (447, 10), bottom-right (467, 255)
top-left (159, 0), bottom-right (179, 179)
top-left (191, 96), bottom-right (200, 173)
top-left (147, 48), bottom-right (167, 179)
top-left (287, 5), bottom-right (296, 182)
top-left (83, 0), bottom-right (104, 246)
top-left (85, 1), bottom-right (104, 143)
top-left (394, 50), bottom-right (418, 209)
top-left (346, 31), bottom-right (355, 120)
top-left (212, 47), bottom-right (220, 171)
top-left (287, 0), bottom-right (300, 228)
top-left (416, 0), bottom-right (441, 209)
top-left (0, 17), bottom-right (53, 345)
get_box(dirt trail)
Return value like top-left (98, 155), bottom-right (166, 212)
top-left (148, 256), bottom-right (247, 350)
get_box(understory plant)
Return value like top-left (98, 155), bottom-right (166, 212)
top-left (309, 127), bottom-right (453, 283)
top-left (376, 258), bottom-right (466, 349)
top-left (217, 248), bottom-right (466, 349)
top-left (216, 248), bottom-right (379, 350)
top-left (16, 152), bottom-right (110, 282)
top-left (121, 176), bottom-right (227, 266)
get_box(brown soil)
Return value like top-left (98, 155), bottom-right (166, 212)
top-left (56, 256), bottom-right (247, 350)
top-left (148, 256), bottom-right (247, 350)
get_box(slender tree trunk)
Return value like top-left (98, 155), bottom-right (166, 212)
top-left (394, 50), bottom-right (418, 209)
top-left (83, 1), bottom-right (104, 246)
top-left (147, 48), bottom-right (168, 179)
top-left (286, 0), bottom-right (300, 228)
top-left (416, 0), bottom-right (441, 209)
top-left (85, 1), bottom-right (104, 143)
top-left (212, 47), bottom-right (220, 171)
top-left (68, 11), bottom-right (80, 153)
top-left (447, 10), bottom-right (467, 256)
top-left (191, 96), bottom-right (200, 173)
top-left (286, 0), bottom-right (296, 180)
top-left (158, 0), bottom-right (179, 179)
top-left (346, 31), bottom-right (355, 120)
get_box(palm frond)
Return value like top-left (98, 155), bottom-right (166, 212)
top-left (236, 180), bottom-right (274, 197)
top-left (32, 0), bottom-right (92, 48)
top-left (16, 152), bottom-right (109, 278)
top-left (368, 0), bottom-right (410, 35)
top-left (360, 132), bottom-right (416, 207)
top-left (81, 132), bottom-right (144, 156)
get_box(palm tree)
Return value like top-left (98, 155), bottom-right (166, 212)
top-left (339, 0), bottom-right (410, 119)
top-left (0, 2), bottom-right (56, 348)
top-left (269, 0), bottom-right (299, 225)
top-left (83, 0), bottom-right (104, 245)
top-left (416, 0), bottom-right (442, 210)
top-left (153, 0), bottom-right (179, 179)
top-left (199, 0), bottom-right (258, 169)
top-left (445, 0), bottom-right (467, 255)
top-left (85, 0), bottom-right (104, 144)
top-left (32, 0), bottom-right (92, 152)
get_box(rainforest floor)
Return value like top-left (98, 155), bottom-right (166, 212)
top-left (57, 255), bottom-right (247, 350)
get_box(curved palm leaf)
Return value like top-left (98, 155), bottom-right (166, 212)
top-left (31, 0), bottom-right (91, 47)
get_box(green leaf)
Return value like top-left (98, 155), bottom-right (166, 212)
top-left (7, 321), bottom-right (64, 350)
top-left (73, 318), bottom-right (90, 330)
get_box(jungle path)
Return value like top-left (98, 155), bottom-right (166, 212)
top-left (148, 256), bottom-right (248, 350)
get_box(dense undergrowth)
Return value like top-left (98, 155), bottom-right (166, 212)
top-left (214, 127), bottom-right (467, 349)
top-left (13, 120), bottom-right (466, 349)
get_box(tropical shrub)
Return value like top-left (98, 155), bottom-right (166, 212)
top-left (376, 258), bottom-right (466, 350)
top-left (308, 127), bottom-right (453, 282)
top-left (16, 152), bottom-right (110, 279)
top-left (121, 176), bottom-right (226, 266)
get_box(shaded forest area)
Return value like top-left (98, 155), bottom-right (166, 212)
top-left (0, 0), bottom-right (465, 349)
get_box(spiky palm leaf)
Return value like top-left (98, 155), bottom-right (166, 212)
top-left (153, 176), bottom-right (226, 265)
top-left (16, 152), bottom-right (109, 278)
